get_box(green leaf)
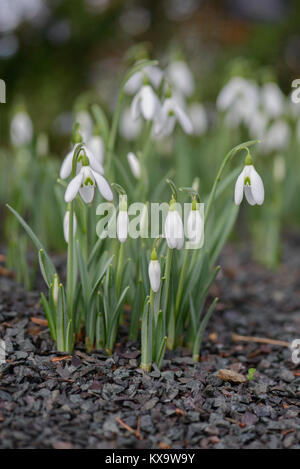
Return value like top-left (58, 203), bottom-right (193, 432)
top-left (193, 298), bottom-right (218, 361)
top-left (76, 240), bottom-right (91, 308)
top-left (40, 292), bottom-right (56, 340)
top-left (90, 255), bottom-right (114, 300)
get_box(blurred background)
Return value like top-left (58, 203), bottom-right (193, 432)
top-left (1, 0), bottom-right (300, 286)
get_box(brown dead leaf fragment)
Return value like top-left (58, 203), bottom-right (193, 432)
top-left (216, 368), bottom-right (247, 383)
top-left (50, 355), bottom-right (72, 362)
top-left (159, 442), bottom-right (171, 449)
top-left (30, 317), bottom-right (48, 326)
top-left (0, 266), bottom-right (14, 278)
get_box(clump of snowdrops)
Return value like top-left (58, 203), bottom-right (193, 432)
top-left (7, 59), bottom-right (264, 371)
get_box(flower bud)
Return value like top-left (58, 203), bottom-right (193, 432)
top-left (117, 196), bottom-right (129, 243)
top-left (148, 249), bottom-right (161, 292)
top-left (164, 198), bottom-right (184, 249)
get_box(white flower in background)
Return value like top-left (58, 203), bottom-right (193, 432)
top-left (217, 77), bottom-right (259, 128)
top-left (127, 152), bottom-right (141, 179)
top-left (187, 201), bottom-right (203, 247)
top-left (261, 120), bottom-right (291, 153)
top-left (164, 198), bottom-right (184, 249)
top-left (64, 165), bottom-right (113, 203)
top-left (120, 107), bottom-right (142, 140)
top-left (131, 85), bottom-right (160, 121)
top-left (261, 82), bottom-right (285, 119)
top-left (75, 110), bottom-right (93, 142)
top-left (10, 111), bottom-right (33, 146)
top-left (188, 103), bottom-right (208, 136)
top-left (154, 96), bottom-right (193, 137)
top-left (247, 110), bottom-right (268, 140)
top-left (63, 210), bottom-right (77, 243)
top-left (124, 65), bottom-right (163, 95)
top-left (117, 196), bottom-right (129, 243)
top-left (60, 143), bottom-right (104, 179)
top-left (273, 155), bottom-right (286, 183)
top-left (148, 249), bottom-right (161, 292)
top-left (87, 135), bottom-right (105, 165)
top-left (166, 61), bottom-right (195, 97)
top-left (234, 162), bottom-right (264, 206)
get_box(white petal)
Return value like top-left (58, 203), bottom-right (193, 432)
top-left (244, 185), bottom-right (256, 205)
top-left (60, 149), bottom-right (74, 179)
top-left (148, 260), bottom-right (161, 292)
top-left (120, 107), bottom-right (142, 140)
top-left (164, 211), bottom-right (177, 249)
top-left (140, 86), bottom-right (160, 121)
top-left (131, 90), bottom-right (142, 121)
top-left (63, 211), bottom-right (77, 243)
top-left (92, 170), bottom-right (113, 201)
top-left (79, 184), bottom-right (95, 203)
top-left (127, 152), bottom-right (141, 179)
top-left (64, 172), bottom-right (83, 202)
top-left (249, 166), bottom-right (264, 205)
top-left (117, 211), bottom-right (129, 243)
top-left (234, 169), bottom-right (245, 205)
top-left (174, 105), bottom-right (193, 134)
top-left (124, 71), bottom-right (143, 95)
top-left (88, 136), bottom-right (105, 165)
top-left (187, 210), bottom-right (203, 245)
top-left (146, 65), bottom-right (164, 88)
top-left (167, 61), bottom-right (194, 96)
top-left (84, 146), bottom-right (104, 175)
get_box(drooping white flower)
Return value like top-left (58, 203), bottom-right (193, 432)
top-left (166, 61), bottom-right (195, 97)
top-left (127, 152), bottom-right (141, 179)
top-left (261, 120), bottom-right (291, 153)
top-left (117, 196), bottom-right (129, 243)
top-left (234, 164), bottom-right (264, 206)
top-left (164, 199), bottom-right (184, 249)
top-left (154, 96), bottom-right (193, 137)
top-left (63, 210), bottom-right (77, 243)
top-left (75, 110), bottom-right (93, 143)
top-left (188, 103), bottom-right (208, 136)
top-left (187, 204), bottom-right (203, 248)
top-left (124, 65), bottom-right (163, 95)
top-left (120, 107), bottom-right (142, 140)
top-left (10, 111), bottom-right (33, 146)
top-left (261, 82), bottom-right (285, 119)
top-left (60, 143), bottom-right (104, 180)
top-left (131, 85), bottom-right (160, 121)
top-left (87, 135), bottom-right (105, 166)
top-left (148, 249), bottom-right (161, 292)
top-left (64, 165), bottom-right (113, 203)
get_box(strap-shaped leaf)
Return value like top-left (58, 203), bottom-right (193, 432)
top-left (76, 240), bottom-right (91, 308)
top-left (193, 298), bottom-right (218, 361)
top-left (90, 254), bottom-right (114, 300)
top-left (40, 292), bottom-right (56, 340)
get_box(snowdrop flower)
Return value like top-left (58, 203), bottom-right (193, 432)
top-left (75, 110), bottom-right (93, 143)
top-left (261, 120), bottom-right (290, 154)
top-left (87, 135), bottom-right (105, 166)
top-left (154, 96), bottom-right (193, 137)
top-left (187, 199), bottom-right (203, 248)
top-left (148, 249), bottom-right (161, 292)
top-left (117, 196), bottom-right (129, 243)
top-left (120, 107), bottom-right (142, 141)
top-left (261, 82), bottom-right (284, 119)
top-left (124, 65), bottom-right (163, 95)
top-left (63, 210), bottom-right (77, 243)
top-left (10, 111), bottom-right (33, 146)
top-left (166, 61), bottom-right (195, 97)
top-left (234, 156), bottom-right (264, 206)
top-left (247, 110), bottom-right (268, 140)
top-left (164, 197), bottom-right (184, 249)
top-left (60, 143), bottom-right (104, 180)
top-left (127, 152), bottom-right (141, 179)
top-left (131, 85), bottom-right (160, 121)
top-left (188, 103), bottom-right (208, 136)
top-left (65, 165), bottom-right (113, 203)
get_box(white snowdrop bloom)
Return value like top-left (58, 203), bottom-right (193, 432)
top-left (247, 110), bottom-right (268, 140)
top-left (154, 97), bottom-right (193, 137)
top-left (119, 107), bottom-right (142, 140)
top-left (63, 210), bottom-right (77, 243)
top-left (148, 250), bottom-right (161, 292)
top-left (273, 155), bottom-right (286, 183)
top-left (64, 165), bottom-right (113, 203)
top-left (261, 120), bottom-right (291, 153)
top-left (164, 200), bottom-right (184, 249)
top-left (188, 103), bottom-right (208, 136)
top-left (60, 143), bottom-right (104, 180)
top-left (187, 206), bottom-right (203, 247)
top-left (75, 110), bottom-right (93, 142)
top-left (234, 164), bottom-right (264, 206)
top-left (166, 61), bottom-right (195, 97)
top-left (124, 65), bottom-right (163, 95)
top-left (117, 196), bottom-right (129, 243)
top-left (127, 152), bottom-right (141, 179)
top-left (261, 82), bottom-right (284, 119)
top-left (87, 135), bottom-right (105, 165)
top-left (10, 111), bottom-right (33, 146)
top-left (131, 85), bottom-right (160, 121)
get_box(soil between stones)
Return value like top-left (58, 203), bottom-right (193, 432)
top-left (0, 237), bottom-right (299, 449)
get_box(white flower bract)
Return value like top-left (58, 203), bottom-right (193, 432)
top-left (117, 210), bottom-right (129, 243)
top-left (131, 85), bottom-right (160, 122)
top-left (64, 165), bottom-right (113, 203)
top-left (148, 259), bottom-right (161, 292)
top-left (164, 208), bottom-right (184, 249)
top-left (60, 143), bottom-right (104, 180)
top-left (234, 165), bottom-right (264, 206)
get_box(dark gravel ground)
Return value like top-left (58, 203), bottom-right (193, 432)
top-left (0, 237), bottom-right (299, 449)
